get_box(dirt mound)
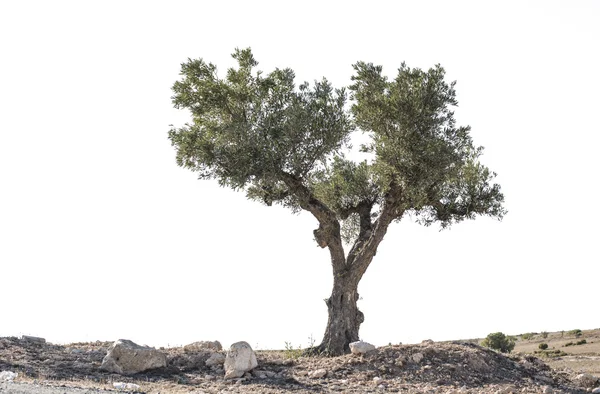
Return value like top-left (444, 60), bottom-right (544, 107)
top-left (0, 337), bottom-right (594, 393)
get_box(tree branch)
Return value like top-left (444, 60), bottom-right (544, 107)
top-left (281, 173), bottom-right (346, 269)
top-left (348, 184), bottom-right (404, 278)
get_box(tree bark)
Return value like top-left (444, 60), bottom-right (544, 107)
top-left (313, 266), bottom-right (364, 355)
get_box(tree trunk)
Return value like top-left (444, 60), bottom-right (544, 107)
top-left (314, 268), bottom-right (364, 355)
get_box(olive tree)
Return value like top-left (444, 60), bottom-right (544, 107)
top-left (169, 48), bottom-right (506, 355)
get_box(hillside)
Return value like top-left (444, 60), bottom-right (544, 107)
top-left (1, 330), bottom-right (599, 393)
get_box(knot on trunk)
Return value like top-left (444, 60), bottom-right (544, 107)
top-left (357, 309), bottom-right (365, 324)
top-left (313, 225), bottom-right (328, 248)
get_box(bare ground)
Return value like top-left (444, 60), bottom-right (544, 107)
top-left (1, 330), bottom-right (599, 393)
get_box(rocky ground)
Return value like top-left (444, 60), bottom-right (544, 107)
top-left (1, 335), bottom-right (599, 393)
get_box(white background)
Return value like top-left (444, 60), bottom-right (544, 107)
top-left (1, 0), bottom-right (598, 349)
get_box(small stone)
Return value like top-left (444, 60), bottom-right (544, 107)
top-left (184, 341), bottom-right (222, 353)
top-left (21, 336), bottom-right (45, 344)
top-left (349, 340), bottom-right (376, 355)
top-left (308, 369), bottom-right (327, 379)
top-left (373, 377), bottom-right (383, 384)
top-left (0, 371), bottom-right (18, 382)
top-left (421, 339), bottom-right (434, 345)
top-left (412, 352), bottom-right (424, 363)
top-left (494, 386), bottom-right (517, 394)
top-left (204, 374), bottom-right (216, 380)
top-left (206, 353), bottom-right (226, 367)
top-left (592, 387), bottom-right (600, 394)
top-left (113, 382), bottom-right (140, 390)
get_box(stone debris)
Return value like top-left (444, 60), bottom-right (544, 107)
top-left (100, 339), bottom-right (167, 374)
top-left (183, 340), bottom-right (222, 353)
top-left (223, 341), bottom-right (258, 379)
top-left (573, 373), bottom-right (599, 388)
top-left (113, 382), bottom-right (140, 390)
top-left (205, 352), bottom-right (226, 367)
top-left (349, 340), bottom-right (376, 355)
top-left (21, 335), bottom-right (46, 344)
top-left (0, 371), bottom-right (18, 381)
top-left (412, 352), bottom-right (424, 363)
top-left (308, 368), bottom-right (327, 378)
top-left (0, 336), bottom-right (595, 393)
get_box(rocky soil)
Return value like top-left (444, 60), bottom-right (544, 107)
top-left (1, 336), bottom-right (599, 393)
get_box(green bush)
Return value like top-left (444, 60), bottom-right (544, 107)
top-left (481, 332), bottom-right (515, 353)
top-left (576, 339), bottom-right (587, 345)
top-left (521, 332), bottom-right (537, 340)
top-left (567, 329), bottom-right (582, 337)
top-left (535, 349), bottom-right (567, 358)
top-left (564, 342), bottom-right (574, 347)
top-left (541, 331), bottom-right (549, 339)
top-left (539, 343), bottom-right (549, 350)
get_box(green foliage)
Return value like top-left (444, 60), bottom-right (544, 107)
top-left (349, 61), bottom-right (505, 228)
top-left (481, 332), bottom-right (515, 353)
top-left (169, 48), bottom-right (506, 243)
top-left (576, 339), bottom-right (587, 345)
top-left (535, 349), bottom-right (567, 358)
top-left (169, 48), bottom-right (351, 207)
top-left (567, 329), bottom-right (582, 337)
top-left (539, 343), bottom-right (549, 350)
top-left (284, 341), bottom-right (303, 359)
top-left (521, 332), bottom-right (537, 340)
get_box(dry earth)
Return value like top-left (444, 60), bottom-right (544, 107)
top-left (1, 330), bottom-right (599, 393)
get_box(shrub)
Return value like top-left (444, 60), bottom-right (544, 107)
top-left (521, 332), bottom-right (537, 340)
top-left (535, 349), bottom-right (567, 358)
top-left (567, 329), bottom-right (582, 337)
top-left (284, 342), bottom-right (303, 359)
top-left (541, 331), bottom-right (549, 339)
top-left (481, 332), bottom-right (516, 353)
top-left (564, 342), bottom-right (574, 347)
top-left (576, 339), bottom-right (587, 345)
top-left (539, 343), bottom-right (549, 350)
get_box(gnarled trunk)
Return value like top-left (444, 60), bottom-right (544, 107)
top-left (318, 271), bottom-right (364, 355)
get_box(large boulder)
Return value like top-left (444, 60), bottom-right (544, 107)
top-left (349, 340), bottom-right (376, 355)
top-left (183, 340), bottom-right (222, 353)
top-left (100, 339), bottom-right (166, 375)
top-left (224, 341), bottom-right (258, 379)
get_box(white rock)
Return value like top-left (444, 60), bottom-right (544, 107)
top-left (308, 368), bottom-right (327, 379)
top-left (113, 382), bottom-right (140, 390)
top-left (373, 377), bottom-right (383, 384)
top-left (591, 387), bottom-right (600, 394)
top-left (205, 352), bottom-right (226, 367)
top-left (184, 340), bottom-right (222, 353)
top-left (349, 340), bottom-right (376, 355)
top-left (224, 341), bottom-right (258, 379)
top-left (100, 339), bottom-right (166, 375)
top-left (0, 371), bottom-right (18, 381)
